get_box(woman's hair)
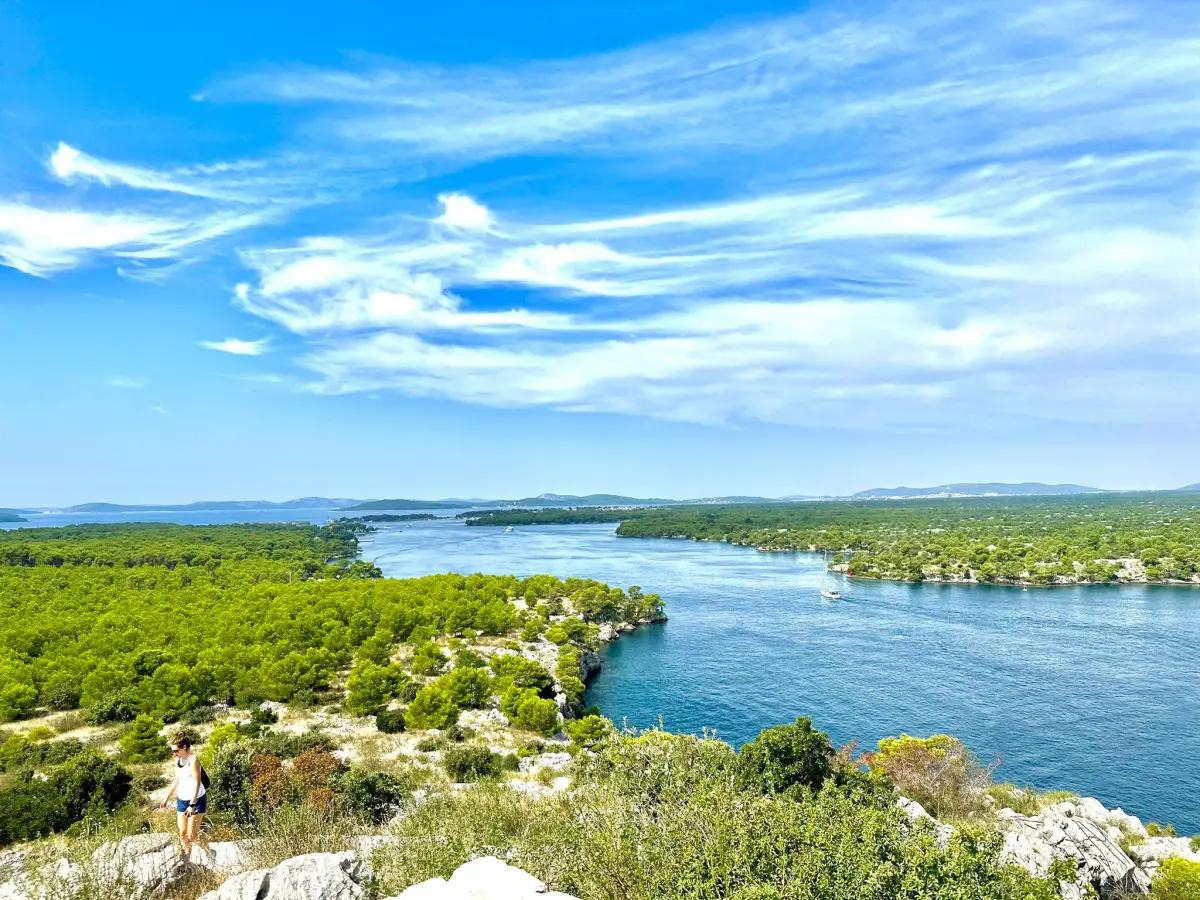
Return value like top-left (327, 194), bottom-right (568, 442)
top-left (171, 732), bottom-right (192, 751)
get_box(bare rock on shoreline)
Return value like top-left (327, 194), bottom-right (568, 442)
top-left (998, 808), bottom-right (1151, 899)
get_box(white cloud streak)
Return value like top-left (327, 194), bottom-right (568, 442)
top-left (7, 0), bottom-right (1200, 430)
top-left (200, 337), bottom-right (271, 356)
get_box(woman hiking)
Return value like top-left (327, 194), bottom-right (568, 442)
top-left (160, 732), bottom-right (212, 860)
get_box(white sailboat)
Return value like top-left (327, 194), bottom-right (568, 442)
top-left (819, 549), bottom-right (842, 600)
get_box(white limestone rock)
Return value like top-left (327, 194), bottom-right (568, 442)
top-left (597, 624), bottom-right (619, 643)
top-left (198, 851), bottom-right (371, 900)
top-left (92, 832), bottom-right (190, 897)
top-left (385, 858), bottom-right (579, 900)
top-left (998, 809), bottom-right (1151, 898)
top-left (448, 857), bottom-right (546, 899)
top-left (1125, 836), bottom-right (1200, 871)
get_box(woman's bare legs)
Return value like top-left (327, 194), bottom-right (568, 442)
top-left (187, 812), bottom-right (211, 856)
top-left (176, 810), bottom-right (192, 856)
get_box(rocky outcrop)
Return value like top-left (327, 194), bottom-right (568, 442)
top-left (198, 851), bottom-right (371, 900)
top-left (386, 856), bottom-right (579, 900)
top-left (92, 833), bottom-right (193, 897)
top-left (998, 808), bottom-right (1150, 899)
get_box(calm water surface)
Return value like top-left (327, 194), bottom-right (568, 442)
top-left (366, 519), bottom-right (1199, 832)
top-left (6, 511), bottom-right (1196, 831)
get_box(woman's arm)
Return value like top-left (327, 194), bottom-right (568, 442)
top-left (162, 770), bottom-right (179, 808)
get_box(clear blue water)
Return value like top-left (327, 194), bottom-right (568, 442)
top-left (6, 511), bottom-right (1197, 831)
top-left (364, 519), bottom-right (1199, 833)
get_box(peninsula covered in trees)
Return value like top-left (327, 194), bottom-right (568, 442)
top-left (468, 494), bottom-right (1200, 585)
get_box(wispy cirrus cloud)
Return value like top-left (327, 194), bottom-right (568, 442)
top-left (200, 337), bottom-right (270, 355)
top-left (5, 0), bottom-right (1200, 430)
top-left (105, 376), bottom-right (143, 389)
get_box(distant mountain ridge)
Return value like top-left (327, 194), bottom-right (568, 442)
top-left (850, 482), bottom-right (1103, 500)
top-left (55, 498), bottom-right (364, 513)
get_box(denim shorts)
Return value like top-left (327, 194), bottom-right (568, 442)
top-left (177, 795), bottom-right (207, 814)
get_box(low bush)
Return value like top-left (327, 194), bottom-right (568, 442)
top-left (405, 685), bottom-right (460, 730)
top-left (1151, 857), bottom-right (1200, 900)
top-left (1147, 822), bottom-right (1178, 837)
top-left (376, 709), bottom-right (406, 733)
top-left (411, 643), bottom-right (448, 677)
top-left (42, 675), bottom-right (83, 711)
top-left (120, 715), bottom-right (169, 762)
top-left (566, 715), bottom-right (611, 749)
top-left (737, 717), bottom-right (835, 796)
top-left (333, 769), bottom-right (409, 823)
top-left (1190, 835), bottom-right (1200, 852)
top-left (373, 729), bottom-right (1060, 900)
top-left (251, 706), bottom-right (280, 727)
top-left (0, 751), bottom-right (131, 845)
top-left (180, 705), bottom-right (217, 726)
top-left (986, 784), bottom-right (1043, 816)
top-left (251, 728), bottom-right (338, 759)
top-left (414, 736), bottom-right (444, 752)
top-left (866, 733), bottom-right (996, 821)
top-left (86, 689), bottom-right (139, 725)
top-left (346, 662), bottom-right (410, 717)
top-left (0, 734), bottom-right (86, 772)
top-left (443, 745), bottom-right (518, 783)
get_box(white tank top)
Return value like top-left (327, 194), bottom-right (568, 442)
top-left (176, 754), bottom-right (206, 799)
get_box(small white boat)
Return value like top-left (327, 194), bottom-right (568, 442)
top-left (819, 549), bottom-right (842, 599)
top-left (505, 526), bottom-right (514, 532)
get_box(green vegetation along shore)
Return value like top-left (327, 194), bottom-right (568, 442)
top-left (2, 521), bottom-right (1198, 900)
top-left (470, 494), bottom-right (1200, 585)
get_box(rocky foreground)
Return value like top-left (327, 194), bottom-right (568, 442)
top-left (900, 794), bottom-right (1199, 900)
top-left (2, 792), bottom-right (1197, 900)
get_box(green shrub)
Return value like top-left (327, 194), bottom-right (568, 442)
top-left (372, 730), bottom-right (1059, 900)
top-left (520, 620), bottom-right (545, 642)
top-left (1147, 822), bottom-right (1178, 837)
top-left (414, 736), bottom-right (443, 752)
top-left (867, 733), bottom-right (994, 821)
top-left (346, 661), bottom-right (410, 717)
top-left (444, 724), bottom-right (474, 743)
top-left (500, 685), bottom-right (538, 721)
top-left (400, 681), bottom-right (420, 703)
top-left (49, 751), bottom-right (132, 822)
top-left (0, 751), bottom-right (131, 845)
top-left (454, 650), bottom-right (487, 669)
top-left (443, 667), bottom-right (492, 709)
top-left (1190, 835), bottom-right (1200, 853)
top-left (737, 717), bottom-right (835, 796)
top-left (251, 706), bottom-right (280, 726)
top-left (333, 769), bottom-right (409, 823)
top-left (443, 745), bottom-right (516, 782)
top-left (252, 728), bottom-right (338, 759)
top-left (41, 675), bottom-right (83, 711)
top-left (514, 697), bottom-right (560, 736)
top-left (0, 774), bottom-right (67, 844)
top-left (208, 740), bottom-right (257, 826)
top-left (405, 685), bottom-right (460, 730)
top-left (1152, 857), bottom-right (1200, 900)
top-left (566, 715), bottom-right (610, 749)
top-left (180, 705), bottom-right (217, 725)
top-left (411, 643), bottom-right (448, 677)
top-left (87, 689), bottom-right (140, 725)
top-left (376, 708), bottom-right (407, 733)
top-left (120, 715), bottom-right (169, 762)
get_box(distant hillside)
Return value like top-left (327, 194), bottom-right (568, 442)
top-left (511, 493), bottom-right (676, 507)
top-left (0, 511), bottom-right (28, 523)
top-left (851, 482), bottom-right (1102, 500)
top-left (64, 498), bottom-right (363, 513)
top-left (338, 499), bottom-right (469, 511)
top-left (1174, 483), bottom-right (1200, 492)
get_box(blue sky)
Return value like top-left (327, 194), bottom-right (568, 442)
top-left (2, 0), bottom-right (1199, 506)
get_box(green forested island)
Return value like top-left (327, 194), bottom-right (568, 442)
top-left (473, 494), bottom-right (1200, 585)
